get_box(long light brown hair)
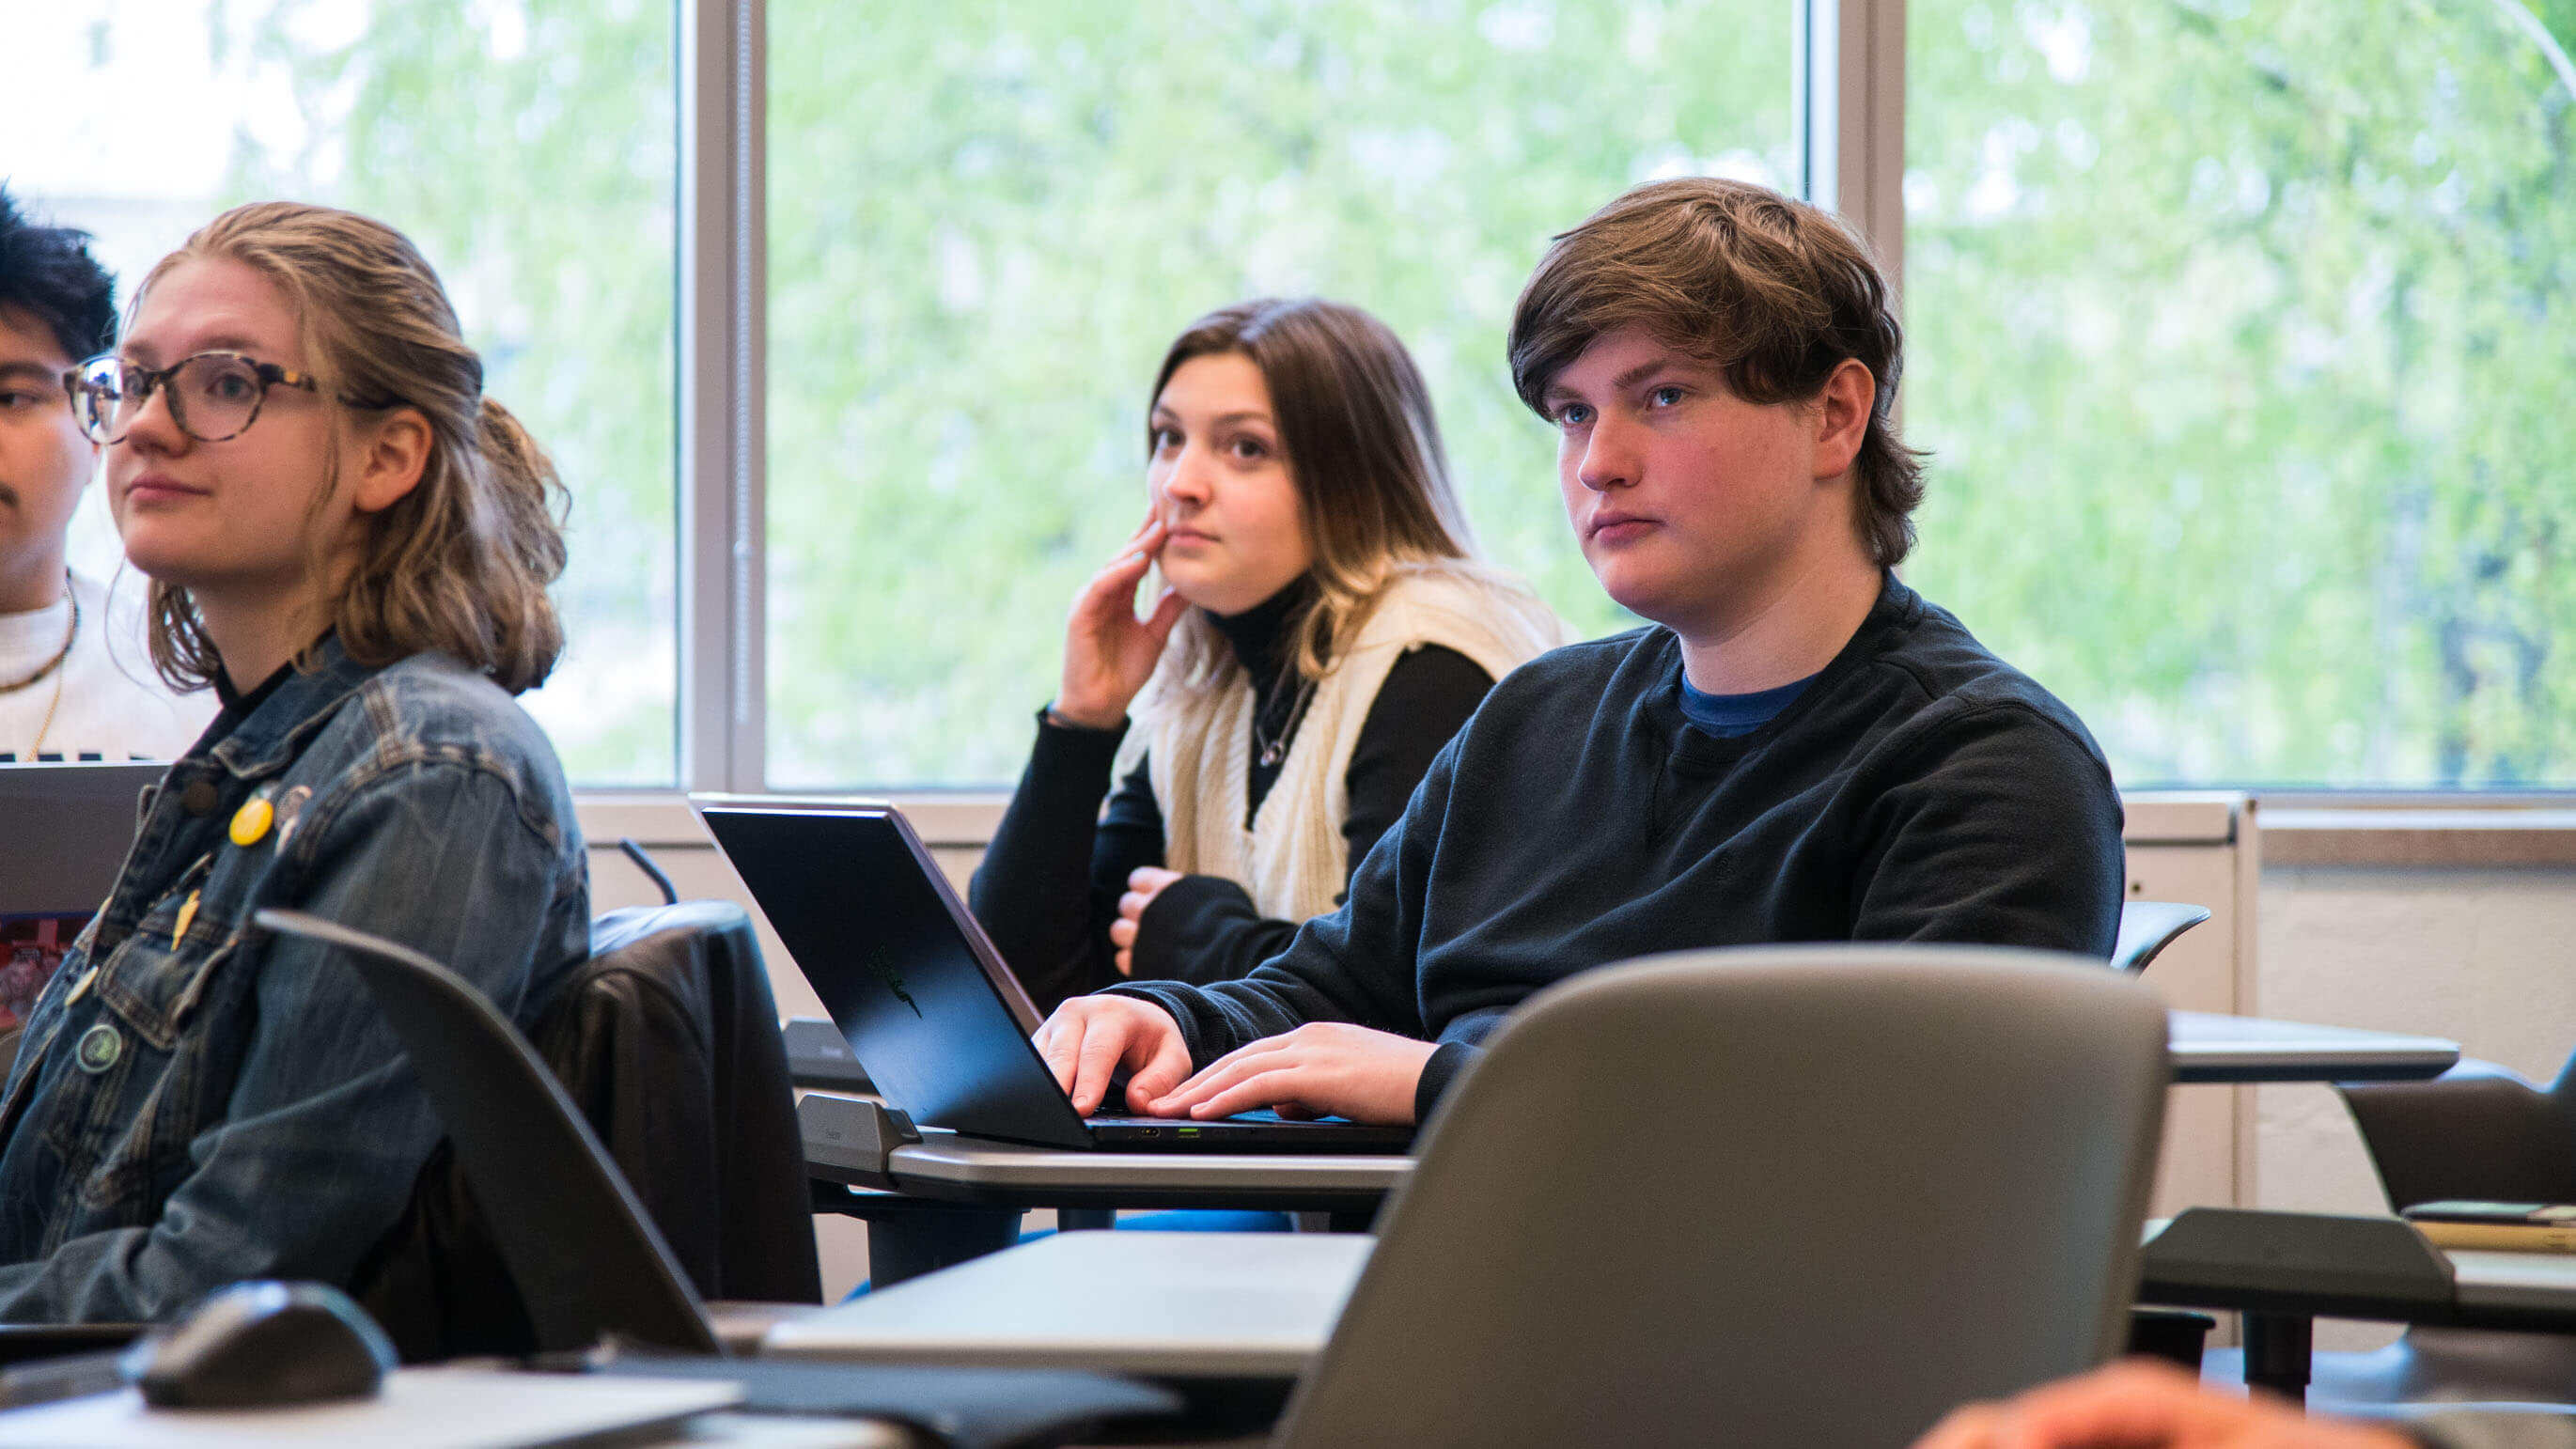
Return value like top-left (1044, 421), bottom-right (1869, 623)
top-left (1146, 298), bottom-right (1502, 693)
top-left (133, 201), bottom-right (567, 693)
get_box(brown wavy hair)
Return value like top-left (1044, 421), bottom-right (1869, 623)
top-left (133, 201), bottom-right (567, 693)
top-left (1507, 178), bottom-right (1926, 569)
top-left (1145, 297), bottom-right (1501, 690)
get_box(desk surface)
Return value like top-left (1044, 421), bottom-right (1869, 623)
top-left (2165, 1010), bottom-right (2459, 1083)
top-left (770, 1229), bottom-right (1370, 1379)
top-left (882, 1131), bottom-right (1413, 1210)
top-left (2140, 1214), bottom-right (2576, 1332)
top-left (2450, 1248), bottom-right (2576, 1318)
top-left (825, 1010), bottom-right (2457, 1211)
top-left (0, 1370), bottom-right (790, 1449)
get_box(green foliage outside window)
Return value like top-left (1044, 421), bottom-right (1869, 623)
top-left (1906, 0), bottom-right (2575, 786)
top-left (226, 0), bottom-right (678, 785)
top-left (213, 0), bottom-right (2572, 789)
top-left (765, 0), bottom-right (1792, 785)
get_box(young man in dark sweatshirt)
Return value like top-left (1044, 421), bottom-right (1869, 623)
top-left (1033, 177), bottom-right (2127, 1127)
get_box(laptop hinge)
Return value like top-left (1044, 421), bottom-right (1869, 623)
top-left (800, 1095), bottom-right (921, 1192)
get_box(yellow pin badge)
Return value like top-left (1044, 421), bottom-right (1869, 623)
top-left (229, 787), bottom-right (276, 848)
top-left (173, 889), bottom-right (202, 946)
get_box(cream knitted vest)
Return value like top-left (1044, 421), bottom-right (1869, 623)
top-left (1139, 568), bottom-right (1569, 923)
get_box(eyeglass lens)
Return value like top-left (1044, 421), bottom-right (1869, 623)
top-left (75, 355), bottom-right (271, 444)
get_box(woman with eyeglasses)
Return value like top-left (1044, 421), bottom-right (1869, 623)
top-left (971, 298), bottom-right (1566, 1015)
top-left (0, 201), bottom-right (586, 1321)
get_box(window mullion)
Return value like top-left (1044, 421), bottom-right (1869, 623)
top-left (678, 0), bottom-right (768, 795)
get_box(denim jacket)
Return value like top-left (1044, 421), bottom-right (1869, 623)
top-left (0, 638), bottom-right (588, 1320)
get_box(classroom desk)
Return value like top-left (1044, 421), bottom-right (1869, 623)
top-left (862, 1133), bottom-right (1411, 1213)
top-left (809, 1009), bottom-right (2459, 1286)
top-left (0, 1372), bottom-right (910, 1448)
top-left (767, 1230), bottom-right (1373, 1379)
top-left (808, 1118), bottom-right (1408, 1286)
top-left (783, 1019), bottom-right (872, 1095)
top-left (2138, 1208), bottom-right (2576, 1406)
top-left (2164, 1010), bottom-right (2459, 1083)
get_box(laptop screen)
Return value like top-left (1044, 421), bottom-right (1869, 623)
top-left (699, 805), bottom-right (1093, 1147)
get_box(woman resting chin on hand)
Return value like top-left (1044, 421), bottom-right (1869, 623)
top-left (969, 298), bottom-right (1565, 1017)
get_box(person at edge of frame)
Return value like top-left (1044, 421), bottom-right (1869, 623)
top-left (1915, 1356), bottom-right (2570, 1449)
top-left (0, 185), bottom-right (211, 765)
top-left (0, 200), bottom-right (588, 1321)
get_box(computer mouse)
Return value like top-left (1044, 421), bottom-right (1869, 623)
top-left (120, 1281), bottom-right (397, 1410)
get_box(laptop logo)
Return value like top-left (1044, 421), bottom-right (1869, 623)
top-left (870, 950), bottom-right (922, 1017)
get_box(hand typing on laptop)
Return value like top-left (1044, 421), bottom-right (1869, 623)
top-left (1037, 997), bottom-right (1435, 1126)
top-left (1035, 996), bottom-right (1194, 1115)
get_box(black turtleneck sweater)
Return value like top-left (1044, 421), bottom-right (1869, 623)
top-left (970, 579), bottom-right (1495, 1013)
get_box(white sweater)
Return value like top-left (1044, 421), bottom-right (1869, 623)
top-left (0, 571), bottom-right (212, 763)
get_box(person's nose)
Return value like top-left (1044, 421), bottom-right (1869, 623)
top-left (1573, 413), bottom-right (1637, 494)
top-left (1159, 444), bottom-right (1216, 511)
top-left (115, 377), bottom-right (190, 459)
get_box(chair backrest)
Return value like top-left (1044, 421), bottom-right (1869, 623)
top-left (2113, 899), bottom-right (2212, 973)
top-left (254, 908), bottom-right (720, 1356)
top-left (556, 902), bottom-right (822, 1306)
top-left (1273, 945), bottom-right (2171, 1449)
top-left (2339, 1051), bottom-right (2576, 1209)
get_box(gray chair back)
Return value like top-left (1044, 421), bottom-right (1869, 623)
top-left (2339, 1050), bottom-right (2576, 1210)
top-left (1274, 945), bottom-right (2170, 1449)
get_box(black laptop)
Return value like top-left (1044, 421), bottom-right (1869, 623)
top-left (698, 802), bottom-right (1413, 1154)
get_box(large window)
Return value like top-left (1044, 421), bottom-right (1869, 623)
top-left (17, 0), bottom-right (678, 786)
top-left (764, 0), bottom-right (1793, 787)
top-left (20, 3), bottom-right (2573, 795)
top-left (1906, 0), bottom-right (2576, 787)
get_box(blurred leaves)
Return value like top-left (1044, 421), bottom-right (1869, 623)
top-left (1905, 0), bottom-right (2575, 785)
top-left (231, 0), bottom-right (2573, 788)
top-left (764, 0), bottom-right (1791, 785)
top-left (231, 0), bottom-right (677, 785)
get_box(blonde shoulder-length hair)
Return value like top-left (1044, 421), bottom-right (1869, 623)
top-left (1140, 298), bottom-right (1533, 699)
top-left (134, 201), bottom-right (567, 694)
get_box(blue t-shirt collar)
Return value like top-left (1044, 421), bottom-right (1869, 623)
top-left (1677, 667), bottom-right (1819, 740)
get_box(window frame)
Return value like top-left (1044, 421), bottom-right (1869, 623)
top-left (668, 0), bottom-right (2575, 833)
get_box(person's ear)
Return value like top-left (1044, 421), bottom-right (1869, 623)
top-left (350, 408), bottom-right (432, 514)
top-left (1811, 358), bottom-right (1876, 483)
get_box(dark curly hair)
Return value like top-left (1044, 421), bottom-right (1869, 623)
top-left (0, 185), bottom-right (117, 364)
